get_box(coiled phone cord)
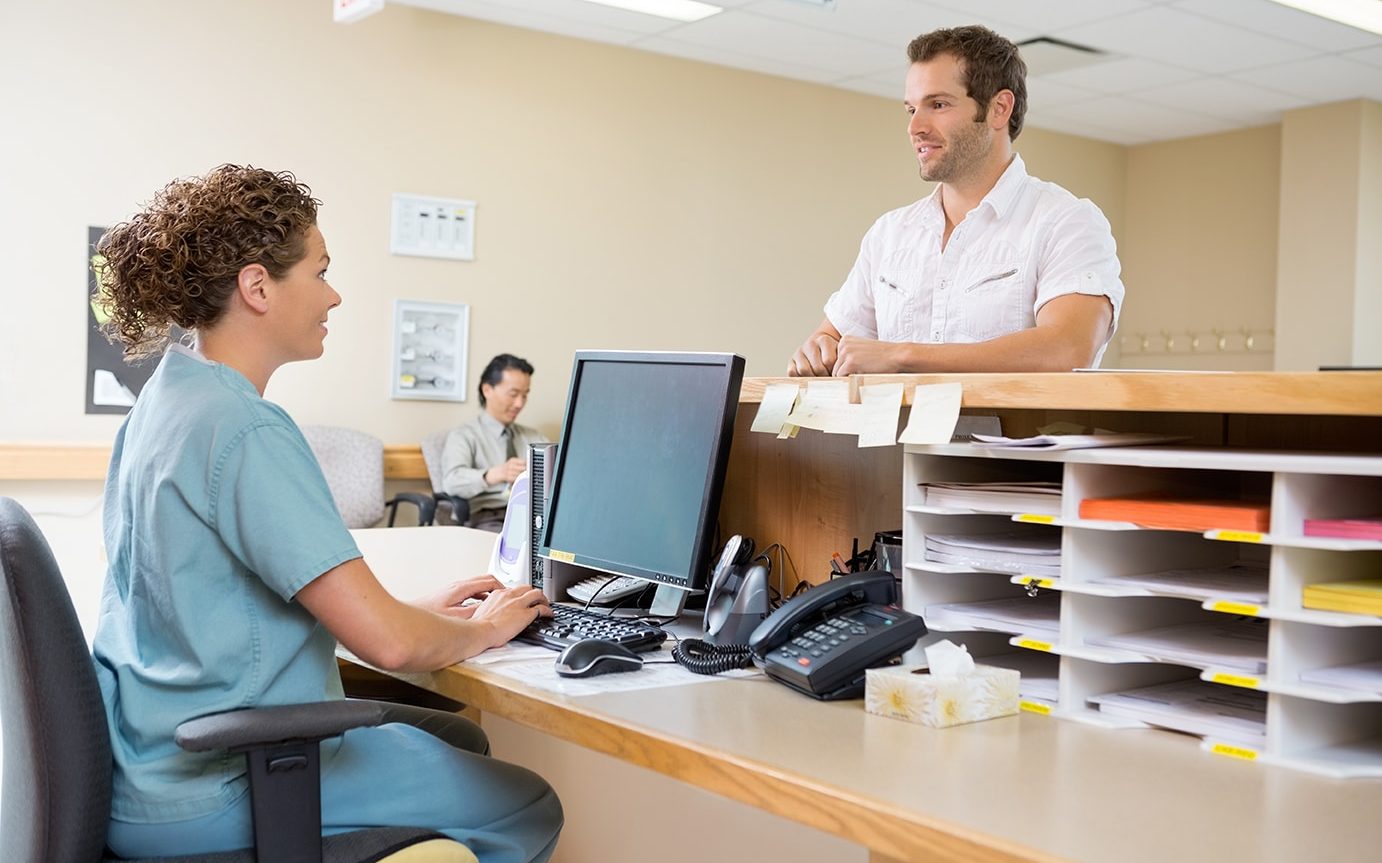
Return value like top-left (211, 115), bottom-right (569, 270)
top-left (672, 638), bottom-right (756, 675)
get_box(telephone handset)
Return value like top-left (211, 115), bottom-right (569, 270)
top-left (748, 570), bottom-right (926, 701)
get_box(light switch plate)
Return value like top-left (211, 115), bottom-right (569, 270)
top-left (390, 193), bottom-right (476, 261)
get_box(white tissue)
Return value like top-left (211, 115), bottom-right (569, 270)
top-left (924, 639), bottom-right (975, 678)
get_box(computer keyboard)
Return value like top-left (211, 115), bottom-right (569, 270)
top-left (515, 604), bottom-right (668, 653)
top-left (565, 574), bottom-right (648, 605)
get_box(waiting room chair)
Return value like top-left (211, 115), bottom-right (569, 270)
top-left (0, 496), bottom-right (476, 863)
top-left (302, 425), bottom-right (433, 528)
top-left (386, 429), bottom-right (469, 527)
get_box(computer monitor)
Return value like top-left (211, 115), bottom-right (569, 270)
top-left (538, 350), bottom-right (745, 615)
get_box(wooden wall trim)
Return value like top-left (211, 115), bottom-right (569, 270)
top-left (0, 443), bottom-right (430, 481)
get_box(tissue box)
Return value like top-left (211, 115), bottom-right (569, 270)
top-left (865, 663), bottom-right (1020, 727)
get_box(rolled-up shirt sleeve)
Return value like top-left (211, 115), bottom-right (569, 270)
top-left (1033, 198), bottom-right (1125, 338)
top-left (440, 428), bottom-right (489, 498)
top-left (824, 220), bottom-right (884, 339)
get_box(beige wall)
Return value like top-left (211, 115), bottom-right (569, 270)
top-left (1116, 126), bottom-right (1281, 371)
top-left (1355, 101), bottom-right (1382, 367)
top-left (1275, 102), bottom-right (1364, 371)
top-left (0, 0), bottom-right (1129, 447)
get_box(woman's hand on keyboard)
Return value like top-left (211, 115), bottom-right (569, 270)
top-left (469, 584), bottom-right (555, 648)
top-left (414, 575), bottom-right (508, 619)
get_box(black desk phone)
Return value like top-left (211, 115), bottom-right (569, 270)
top-left (747, 570), bottom-right (926, 700)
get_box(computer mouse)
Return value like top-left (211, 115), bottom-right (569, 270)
top-left (554, 638), bottom-right (645, 678)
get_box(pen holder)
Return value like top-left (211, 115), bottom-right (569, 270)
top-left (865, 663), bottom-right (1019, 728)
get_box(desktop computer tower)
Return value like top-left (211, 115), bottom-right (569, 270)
top-left (526, 442), bottom-right (577, 601)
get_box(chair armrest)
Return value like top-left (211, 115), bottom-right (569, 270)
top-left (436, 493), bottom-right (471, 526)
top-left (387, 491), bottom-right (437, 526)
top-left (175, 699), bottom-right (386, 753)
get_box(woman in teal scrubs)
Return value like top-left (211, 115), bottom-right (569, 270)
top-left (91, 164), bottom-right (562, 862)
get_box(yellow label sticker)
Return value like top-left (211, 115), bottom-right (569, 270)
top-left (1210, 743), bottom-right (1259, 761)
top-left (1016, 639), bottom-right (1053, 653)
top-left (1215, 530), bottom-right (1264, 544)
top-left (1015, 513), bottom-right (1056, 524)
top-left (1018, 577), bottom-right (1054, 589)
top-left (549, 550), bottom-right (575, 562)
top-left (1209, 601), bottom-right (1261, 617)
top-left (1210, 673), bottom-right (1261, 689)
top-left (1020, 701), bottom-right (1052, 715)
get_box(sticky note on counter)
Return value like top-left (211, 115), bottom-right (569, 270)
top-left (898, 383), bottom-right (963, 445)
top-left (857, 383), bottom-right (904, 447)
top-left (750, 383), bottom-right (802, 435)
top-left (787, 380), bottom-right (862, 434)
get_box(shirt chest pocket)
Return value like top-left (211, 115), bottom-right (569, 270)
top-left (956, 261), bottom-right (1030, 342)
top-left (872, 268), bottom-right (925, 342)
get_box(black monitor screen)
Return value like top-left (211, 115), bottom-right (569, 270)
top-left (540, 351), bottom-right (744, 590)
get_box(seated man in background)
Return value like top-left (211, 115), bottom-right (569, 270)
top-left (442, 353), bottom-right (542, 531)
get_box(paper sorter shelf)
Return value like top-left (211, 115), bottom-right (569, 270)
top-left (924, 595), bottom-right (1061, 637)
top-left (1085, 562), bottom-right (1269, 604)
top-left (1090, 679), bottom-right (1266, 747)
top-left (1085, 618), bottom-right (1268, 673)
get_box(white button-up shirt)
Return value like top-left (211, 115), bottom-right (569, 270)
top-left (824, 155), bottom-right (1124, 366)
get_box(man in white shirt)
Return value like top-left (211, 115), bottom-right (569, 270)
top-left (789, 26), bottom-right (1124, 377)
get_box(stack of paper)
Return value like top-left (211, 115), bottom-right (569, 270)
top-left (1302, 579), bottom-right (1382, 616)
top-left (970, 432), bottom-right (1189, 450)
top-left (924, 594), bottom-right (1061, 636)
top-left (1086, 561), bottom-right (1269, 604)
top-left (920, 481), bottom-right (1062, 516)
top-left (1090, 679), bottom-right (1267, 746)
top-left (1085, 618), bottom-right (1268, 672)
top-left (1304, 518), bottom-right (1382, 541)
top-left (983, 651), bottom-right (1060, 702)
top-left (923, 529), bottom-right (1061, 576)
top-left (1300, 659), bottom-right (1382, 695)
top-left (1079, 494), bottom-right (1271, 532)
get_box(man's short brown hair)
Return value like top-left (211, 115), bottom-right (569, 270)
top-left (907, 26), bottom-right (1027, 141)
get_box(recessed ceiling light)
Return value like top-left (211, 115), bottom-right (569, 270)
top-left (577, 0), bottom-right (723, 23)
top-left (1262, 0), bottom-right (1382, 36)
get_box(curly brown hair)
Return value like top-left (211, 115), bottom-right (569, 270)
top-left (94, 164), bottom-right (321, 359)
top-left (907, 26), bottom-right (1027, 141)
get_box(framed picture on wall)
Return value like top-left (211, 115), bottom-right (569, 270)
top-left (85, 226), bottom-right (184, 414)
top-left (391, 299), bottom-right (469, 402)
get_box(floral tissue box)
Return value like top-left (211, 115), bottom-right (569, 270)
top-left (865, 663), bottom-right (1020, 728)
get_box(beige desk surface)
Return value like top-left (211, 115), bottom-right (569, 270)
top-left (352, 528), bottom-right (1382, 863)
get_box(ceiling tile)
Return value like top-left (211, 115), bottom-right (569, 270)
top-left (924, 0), bottom-right (1152, 32)
top-left (395, 0), bottom-right (662, 40)
top-left (1231, 55), bottom-right (1382, 102)
top-left (1043, 57), bottom-right (1201, 94)
top-left (1132, 76), bottom-right (1310, 123)
top-left (1059, 5), bottom-right (1315, 73)
top-left (1172, 0), bottom-right (1382, 53)
top-left (1040, 95), bottom-right (1240, 140)
top-left (1024, 113), bottom-right (1152, 145)
top-left (739, 0), bottom-right (1027, 46)
top-left (1346, 45), bottom-right (1382, 69)
top-left (632, 35), bottom-right (842, 84)
top-left (1026, 76), bottom-right (1103, 109)
top-left (651, 10), bottom-right (900, 77)
top-left (834, 75), bottom-right (906, 101)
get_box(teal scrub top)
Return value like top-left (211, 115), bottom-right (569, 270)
top-left (93, 345), bottom-right (362, 822)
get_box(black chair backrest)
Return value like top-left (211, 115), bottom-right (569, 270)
top-left (0, 497), bottom-right (113, 863)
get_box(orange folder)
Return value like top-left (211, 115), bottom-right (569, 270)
top-left (1079, 494), bottom-right (1270, 532)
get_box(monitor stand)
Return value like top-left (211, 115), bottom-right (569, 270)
top-left (648, 583), bottom-right (690, 618)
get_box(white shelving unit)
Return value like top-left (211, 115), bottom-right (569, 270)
top-left (903, 443), bottom-right (1382, 778)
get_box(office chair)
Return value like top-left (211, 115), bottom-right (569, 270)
top-left (0, 497), bottom-right (476, 863)
top-left (302, 425), bottom-right (433, 528)
top-left (386, 429), bottom-right (470, 527)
